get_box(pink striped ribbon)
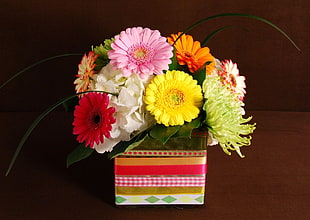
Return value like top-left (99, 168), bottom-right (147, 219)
top-left (115, 176), bottom-right (206, 187)
top-left (114, 164), bottom-right (206, 175)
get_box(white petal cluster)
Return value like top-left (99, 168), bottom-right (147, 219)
top-left (92, 64), bottom-right (155, 153)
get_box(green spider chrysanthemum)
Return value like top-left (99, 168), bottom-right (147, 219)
top-left (202, 76), bottom-right (256, 157)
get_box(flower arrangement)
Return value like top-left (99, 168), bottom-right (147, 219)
top-left (4, 13), bottom-right (299, 175)
top-left (69, 26), bottom-right (255, 164)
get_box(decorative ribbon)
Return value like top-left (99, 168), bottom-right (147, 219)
top-left (115, 186), bottom-right (205, 195)
top-left (120, 150), bottom-right (207, 157)
top-left (115, 176), bottom-right (206, 187)
top-left (115, 156), bottom-right (206, 166)
top-left (115, 164), bottom-right (206, 175)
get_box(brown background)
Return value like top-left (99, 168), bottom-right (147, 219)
top-left (0, 0), bottom-right (309, 220)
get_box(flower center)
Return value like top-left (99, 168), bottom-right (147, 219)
top-left (93, 114), bottom-right (101, 124)
top-left (229, 74), bottom-right (237, 87)
top-left (129, 44), bottom-right (154, 65)
top-left (165, 89), bottom-right (185, 108)
top-left (91, 113), bottom-right (103, 129)
top-left (134, 48), bottom-right (147, 59)
top-left (183, 51), bottom-right (193, 59)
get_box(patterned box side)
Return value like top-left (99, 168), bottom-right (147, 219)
top-left (114, 149), bottom-right (207, 205)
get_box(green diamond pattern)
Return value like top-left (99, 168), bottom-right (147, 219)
top-left (195, 196), bottom-right (204, 203)
top-left (115, 196), bottom-right (127, 204)
top-left (116, 195), bottom-right (205, 204)
top-left (145, 196), bottom-right (160, 203)
top-left (162, 196), bottom-right (177, 203)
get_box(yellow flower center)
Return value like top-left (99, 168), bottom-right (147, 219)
top-left (165, 89), bottom-right (185, 108)
top-left (134, 48), bottom-right (147, 59)
top-left (129, 44), bottom-right (155, 65)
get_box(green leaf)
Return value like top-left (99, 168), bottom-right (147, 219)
top-left (93, 57), bottom-right (110, 71)
top-left (149, 124), bottom-right (181, 144)
top-left (168, 49), bottom-right (180, 70)
top-left (107, 131), bottom-right (148, 159)
top-left (193, 64), bottom-right (207, 86)
top-left (66, 144), bottom-right (94, 168)
top-left (92, 38), bottom-right (114, 55)
top-left (175, 118), bottom-right (202, 137)
top-left (92, 38), bottom-right (114, 71)
top-left (62, 96), bottom-right (79, 112)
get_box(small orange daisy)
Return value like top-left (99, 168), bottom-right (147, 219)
top-left (74, 51), bottom-right (98, 94)
top-left (167, 33), bottom-right (215, 74)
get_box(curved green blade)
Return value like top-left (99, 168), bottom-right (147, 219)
top-left (201, 26), bottom-right (249, 46)
top-left (5, 90), bottom-right (115, 176)
top-left (0, 53), bottom-right (83, 90)
top-left (174, 13), bottom-right (300, 51)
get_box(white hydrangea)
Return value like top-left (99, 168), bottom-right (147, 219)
top-left (92, 64), bottom-right (155, 153)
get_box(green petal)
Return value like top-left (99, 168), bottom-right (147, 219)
top-left (202, 76), bottom-right (256, 157)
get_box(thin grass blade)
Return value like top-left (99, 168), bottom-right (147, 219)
top-left (201, 26), bottom-right (249, 46)
top-left (0, 53), bottom-right (83, 90)
top-left (5, 90), bottom-right (114, 176)
top-left (174, 13), bottom-right (300, 51)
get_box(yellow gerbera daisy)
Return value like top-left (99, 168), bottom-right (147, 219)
top-left (145, 70), bottom-right (203, 126)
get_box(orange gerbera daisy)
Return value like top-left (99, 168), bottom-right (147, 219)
top-left (167, 33), bottom-right (215, 74)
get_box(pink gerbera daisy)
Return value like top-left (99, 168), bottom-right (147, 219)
top-left (74, 51), bottom-right (98, 94)
top-left (108, 27), bottom-right (173, 78)
top-left (72, 93), bottom-right (116, 148)
top-left (218, 60), bottom-right (246, 101)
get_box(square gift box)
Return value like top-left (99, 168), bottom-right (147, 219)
top-left (114, 130), bottom-right (207, 205)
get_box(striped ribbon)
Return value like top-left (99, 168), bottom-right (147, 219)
top-left (115, 156), bottom-right (207, 176)
top-left (115, 176), bottom-right (206, 187)
top-left (115, 164), bottom-right (206, 175)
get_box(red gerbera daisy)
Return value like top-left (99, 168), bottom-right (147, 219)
top-left (72, 93), bottom-right (116, 148)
